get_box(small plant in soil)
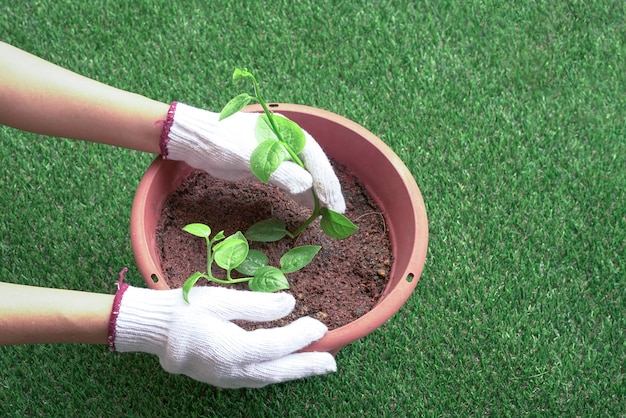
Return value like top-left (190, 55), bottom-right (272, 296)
top-left (182, 68), bottom-right (358, 302)
top-left (220, 68), bottom-right (358, 242)
top-left (181, 222), bottom-right (321, 302)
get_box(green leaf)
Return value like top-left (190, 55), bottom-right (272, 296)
top-left (182, 271), bottom-right (205, 304)
top-left (182, 223), bottom-right (211, 238)
top-left (272, 115), bottom-right (306, 154)
top-left (254, 114), bottom-right (278, 143)
top-left (245, 218), bottom-right (288, 242)
top-left (320, 207), bottom-right (359, 239)
top-left (249, 266), bottom-right (289, 292)
top-left (213, 230), bottom-right (226, 242)
top-left (230, 231), bottom-right (247, 241)
top-left (255, 114), bottom-right (306, 156)
top-left (249, 139), bottom-right (288, 183)
top-left (219, 93), bottom-right (255, 121)
top-left (280, 245), bottom-right (322, 273)
top-left (235, 249), bottom-right (269, 276)
top-left (232, 67), bottom-right (255, 83)
top-left (212, 233), bottom-right (249, 270)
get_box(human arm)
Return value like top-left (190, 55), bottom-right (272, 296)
top-left (0, 41), bottom-right (167, 154)
top-left (0, 281), bottom-right (335, 388)
top-left (0, 42), bottom-right (345, 211)
top-left (0, 282), bottom-right (113, 345)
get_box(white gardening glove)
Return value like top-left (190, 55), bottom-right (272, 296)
top-left (160, 102), bottom-right (346, 213)
top-left (108, 285), bottom-right (336, 389)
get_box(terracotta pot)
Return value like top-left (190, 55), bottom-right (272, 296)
top-left (130, 104), bottom-right (428, 354)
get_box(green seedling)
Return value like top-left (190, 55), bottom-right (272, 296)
top-left (181, 222), bottom-right (321, 303)
top-left (220, 68), bottom-right (358, 242)
top-left (182, 69), bottom-right (358, 302)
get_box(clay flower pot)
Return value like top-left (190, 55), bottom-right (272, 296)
top-left (130, 104), bottom-right (428, 354)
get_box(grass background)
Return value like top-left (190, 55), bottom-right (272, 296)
top-left (1, 0), bottom-right (624, 416)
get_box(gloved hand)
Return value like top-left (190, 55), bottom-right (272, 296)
top-left (159, 102), bottom-right (346, 213)
top-left (108, 284), bottom-right (336, 389)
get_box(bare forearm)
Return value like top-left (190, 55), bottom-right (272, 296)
top-left (0, 42), bottom-right (169, 153)
top-left (0, 282), bottom-right (114, 345)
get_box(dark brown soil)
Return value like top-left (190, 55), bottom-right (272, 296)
top-left (156, 163), bottom-right (392, 330)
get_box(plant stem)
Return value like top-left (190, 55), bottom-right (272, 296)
top-left (195, 272), bottom-right (253, 286)
top-left (291, 192), bottom-right (322, 237)
top-left (251, 78), bottom-right (306, 167)
top-left (263, 105), bottom-right (305, 165)
top-left (247, 72), bottom-right (323, 238)
top-left (206, 237), bottom-right (213, 277)
top-left (207, 276), bottom-right (253, 285)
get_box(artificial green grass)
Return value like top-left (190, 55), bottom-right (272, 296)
top-left (1, 0), bottom-right (624, 416)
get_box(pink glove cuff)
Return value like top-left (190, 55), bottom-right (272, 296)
top-left (108, 268), bottom-right (131, 351)
top-left (159, 101), bottom-right (178, 158)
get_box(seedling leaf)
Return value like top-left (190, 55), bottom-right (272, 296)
top-left (212, 234), bottom-right (249, 270)
top-left (182, 271), bottom-right (205, 304)
top-left (280, 245), bottom-right (321, 273)
top-left (255, 114), bottom-right (277, 143)
top-left (235, 249), bottom-right (269, 276)
top-left (254, 114), bottom-right (306, 156)
top-left (245, 218), bottom-right (288, 242)
top-left (232, 67), bottom-right (255, 83)
top-left (249, 139), bottom-right (288, 183)
top-left (219, 93), bottom-right (255, 121)
top-left (249, 266), bottom-right (289, 292)
top-left (183, 223), bottom-right (211, 238)
top-left (273, 115), bottom-right (306, 154)
top-left (320, 207), bottom-right (359, 239)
